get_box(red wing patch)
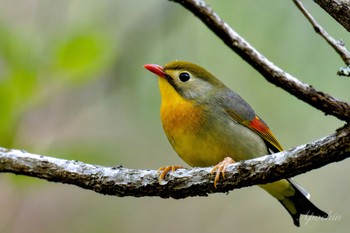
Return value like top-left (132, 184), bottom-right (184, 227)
top-left (249, 116), bottom-right (270, 134)
top-left (249, 116), bottom-right (284, 152)
top-left (225, 109), bottom-right (284, 153)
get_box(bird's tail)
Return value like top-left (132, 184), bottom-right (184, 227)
top-left (280, 179), bottom-right (328, 226)
top-left (260, 179), bottom-right (328, 226)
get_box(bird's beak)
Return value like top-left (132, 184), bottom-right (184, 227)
top-left (144, 64), bottom-right (166, 78)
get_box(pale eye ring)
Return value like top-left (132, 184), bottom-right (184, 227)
top-left (179, 72), bottom-right (190, 82)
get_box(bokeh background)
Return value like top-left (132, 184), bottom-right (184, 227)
top-left (0, 0), bottom-right (349, 232)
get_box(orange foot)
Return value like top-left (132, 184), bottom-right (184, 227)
top-left (210, 157), bottom-right (236, 188)
top-left (157, 165), bottom-right (183, 181)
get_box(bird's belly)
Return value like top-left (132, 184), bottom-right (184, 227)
top-left (163, 114), bottom-right (268, 167)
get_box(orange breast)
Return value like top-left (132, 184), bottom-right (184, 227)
top-left (159, 78), bottom-right (203, 136)
top-left (158, 77), bottom-right (205, 163)
top-left (161, 98), bottom-right (203, 136)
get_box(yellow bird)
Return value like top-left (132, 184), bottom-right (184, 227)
top-left (144, 60), bottom-right (328, 226)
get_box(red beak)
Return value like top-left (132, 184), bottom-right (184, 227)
top-left (144, 64), bottom-right (166, 78)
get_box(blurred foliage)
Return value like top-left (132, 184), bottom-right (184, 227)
top-left (54, 31), bottom-right (114, 80)
top-left (0, 21), bottom-right (115, 148)
top-left (0, 24), bottom-right (37, 146)
top-left (0, 0), bottom-right (349, 233)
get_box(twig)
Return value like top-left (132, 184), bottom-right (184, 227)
top-left (0, 124), bottom-right (349, 198)
top-left (170, 0), bottom-right (350, 122)
top-left (338, 65), bottom-right (350, 76)
top-left (293, 0), bottom-right (350, 76)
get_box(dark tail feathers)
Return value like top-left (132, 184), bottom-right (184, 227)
top-left (280, 179), bottom-right (328, 227)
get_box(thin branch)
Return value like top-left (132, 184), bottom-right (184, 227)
top-left (0, 124), bottom-right (349, 199)
top-left (314, 0), bottom-right (350, 32)
top-left (293, 0), bottom-right (350, 65)
top-left (293, 0), bottom-right (350, 77)
top-left (170, 0), bottom-right (350, 122)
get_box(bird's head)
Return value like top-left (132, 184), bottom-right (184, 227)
top-left (144, 60), bottom-right (225, 100)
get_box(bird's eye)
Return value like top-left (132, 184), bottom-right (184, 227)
top-left (179, 72), bottom-right (191, 82)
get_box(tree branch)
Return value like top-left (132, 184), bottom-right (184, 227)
top-left (314, 0), bottom-right (350, 33)
top-left (170, 0), bottom-right (350, 122)
top-left (293, 0), bottom-right (350, 69)
top-left (1, 124), bottom-right (349, 199)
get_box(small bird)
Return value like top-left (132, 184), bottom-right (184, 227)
top-left (144, 60), bottom-right (328, 226)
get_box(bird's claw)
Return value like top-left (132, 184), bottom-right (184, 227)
top-left (157, 165), bottom-right (183, 181)
top-left (210, 157), bottom-right (236, 188)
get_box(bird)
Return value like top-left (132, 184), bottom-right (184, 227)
top-left (144, 60), bottom-right (328, 226)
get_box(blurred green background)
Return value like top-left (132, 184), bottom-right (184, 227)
top-left (0, 0), bottom-right (349, 232)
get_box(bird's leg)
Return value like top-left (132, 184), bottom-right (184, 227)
top-left (157, 165), bottom-right (184, 181)
top-left (211, 157), bottom-right (236, 188)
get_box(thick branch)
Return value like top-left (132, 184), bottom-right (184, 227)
top-left (170, 0), bottom-right (350, 122)
top-left (314, 0), bottom-right (350, 32)
top-left (0, 124), bottom-right (349, 199)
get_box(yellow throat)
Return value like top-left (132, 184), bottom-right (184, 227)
top-left (158, 77), bottom-right (205, 166)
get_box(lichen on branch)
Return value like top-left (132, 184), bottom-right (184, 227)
top-left (1, 124), bottom-right (349, 198)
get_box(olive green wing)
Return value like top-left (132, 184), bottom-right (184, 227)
top-left (220, 89), bottom-right (283, 153)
